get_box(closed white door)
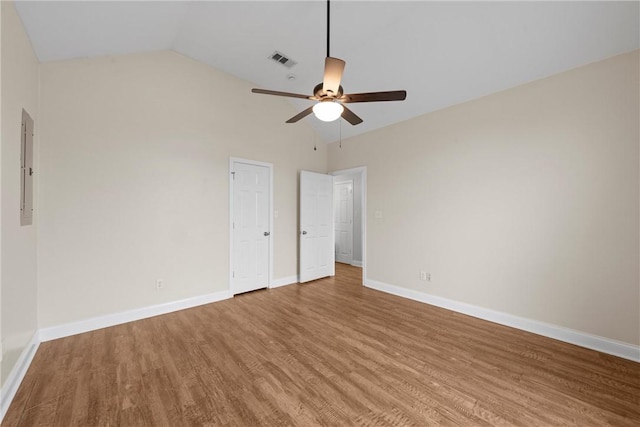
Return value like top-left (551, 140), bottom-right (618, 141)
top-left (231, 161), bottom-right (271, 294)
top-left (300, 171), bottom-right (334, 283)
top-left (334, 181), bottom-right (353, 264)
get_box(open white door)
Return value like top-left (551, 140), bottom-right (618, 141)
top-left (300, 171), bottom-right (335, 283)
top-left (231, 159), bottom-right (272, 294)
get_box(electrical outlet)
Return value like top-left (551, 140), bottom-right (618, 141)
top-left (156, 279), bottom-right (164, 290)
top-left (420, 271), bottom-right (431, 281)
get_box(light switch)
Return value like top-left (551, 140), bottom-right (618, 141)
top-left (374, 210), bottom-right (383, 219)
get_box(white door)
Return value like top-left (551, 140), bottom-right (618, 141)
top-left (231, 161), bottom-right (271, 294)
top-left (334, 181), bottom-right (353, 264)
top-left (300, 171), bottom-right (335, 283)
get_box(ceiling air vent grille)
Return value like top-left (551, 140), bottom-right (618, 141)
top-left (269, 51), bottom-right (297, 68)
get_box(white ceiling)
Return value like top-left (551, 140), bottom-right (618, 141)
top-left (14, 1), bottom-right (640, 143)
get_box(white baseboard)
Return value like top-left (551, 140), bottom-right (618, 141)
top-left (350, 260), bottom-right (363, 267)
top-left (365, 278), bottom-right (640, 362)
top-left (270, 275), bottom-right (299, 289)
top-left (1, 332), bottom-right (40, 423)
top-left (39, 290), bottom-right (233, 342)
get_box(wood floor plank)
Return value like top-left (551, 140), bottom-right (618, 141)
top-left (4, 263), bottom-right (639, 426)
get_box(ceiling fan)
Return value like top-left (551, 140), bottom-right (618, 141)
top-left (251, 0), bottom-right (407, 125)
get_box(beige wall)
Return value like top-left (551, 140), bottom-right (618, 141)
top-left (328, 51), bottom-right (639, 346)
top-left (1, 1), bottom-right (40, 384)
top-left (1, 0), bottom-right (3, 384)
top-left (38, 51), bottom-right (326, 328)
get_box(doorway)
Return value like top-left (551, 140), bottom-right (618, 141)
top-left (332, 167), bottom-right (366, 280)
top-left (229, 158), bottom-right (273, 294)
top-left (334, 180), bottom-right (354, 264)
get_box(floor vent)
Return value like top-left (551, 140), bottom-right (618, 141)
top-left (269, 51), bottom-right (297, 68)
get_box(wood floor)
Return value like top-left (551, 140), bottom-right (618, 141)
top-left (4, 263), bottom-right (640, 426)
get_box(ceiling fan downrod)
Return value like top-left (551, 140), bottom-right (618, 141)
top-left (327, 0), bottom-right (331, 58)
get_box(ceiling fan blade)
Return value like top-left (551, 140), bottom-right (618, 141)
top-left (322, 57), bottom-right (345, 95)
top-left (252, 88), bottom-right (314, 100)
top-left (341, 105), bottom-right (363, 125)
top-left (286, 106), bottom-right (314, 123)
top-left (341, 90), bottom-right (407, 103)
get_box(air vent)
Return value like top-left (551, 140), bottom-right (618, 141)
top-left (269, 51), bottom-right (297, 68)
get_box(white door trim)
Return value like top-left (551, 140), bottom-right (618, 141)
top-left (331, 166), bottom-right (367, 285)
top-left (229, 157), bottom-right (274, 294)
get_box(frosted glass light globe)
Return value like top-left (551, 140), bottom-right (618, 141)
top-left (313, 101), bottom-right (344, 122)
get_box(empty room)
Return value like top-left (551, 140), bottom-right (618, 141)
top-left (1, 0), bottom-right (639, 425)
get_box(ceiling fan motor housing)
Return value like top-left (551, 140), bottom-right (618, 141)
top-left (314, 83), bottom-right (344, 99)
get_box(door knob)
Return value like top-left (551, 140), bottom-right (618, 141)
top-left (301, 230), bottom-right (307, 235)
top-left (264, 231), bottom-right (270, 236)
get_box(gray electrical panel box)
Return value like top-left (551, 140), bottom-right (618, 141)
top-left (21, 108), bottom-right (34, 226)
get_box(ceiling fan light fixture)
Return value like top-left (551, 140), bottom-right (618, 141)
top-left (313, 101), bottom-right (344, 122)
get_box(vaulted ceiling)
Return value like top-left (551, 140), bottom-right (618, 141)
top-left (14, 1), bottom-right (640, 142)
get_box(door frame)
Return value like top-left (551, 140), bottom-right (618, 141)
top-left (229, 157), bottom-right (274, 294)
top-left (331, 166), bottom-right (367, 285)
top-left (334, 179), bottom-right (354, 265)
